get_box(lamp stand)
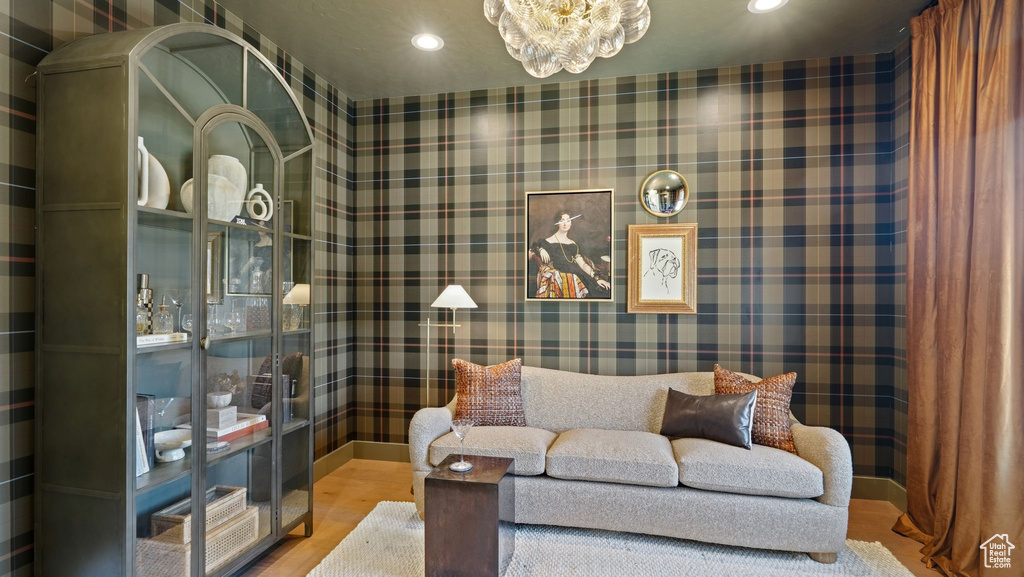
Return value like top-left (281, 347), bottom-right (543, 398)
top-left (418, 314), bottom-right (461, 407)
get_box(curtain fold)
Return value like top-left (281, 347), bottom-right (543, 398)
top-left (894, 0), bottom-right (1024, 576)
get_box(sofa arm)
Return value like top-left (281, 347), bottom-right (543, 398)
top-left (791, 422), bottom-right (852, 508)
top-left (409, 405), bottom-right (454, 472)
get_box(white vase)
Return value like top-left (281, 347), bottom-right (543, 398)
top-left (208, 155), bottom-right (247, 220)
top-left (246, 183), bottom-right (274, 221)
top-left (180, 174), bottom-right (240, 221)
top-left (144, 153), bottom-right (171, 210)
top-left (136, 137), bottom-right (171, 209)
top-left (137, 137), bottom-right (149, 206)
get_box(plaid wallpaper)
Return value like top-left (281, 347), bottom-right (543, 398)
top-left (892, 38), bottom-right (910, 488)
top-left (353, 52), bottom-right (908, 483)
top-left (1, 0), bottom-right (912, 572)
top-left (0, 1), bottom-right (355, 574)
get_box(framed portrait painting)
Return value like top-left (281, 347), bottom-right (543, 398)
top-left (525, 189), bottom-right (613, 301)
top-left (627, 223), bottom-right (697, 314)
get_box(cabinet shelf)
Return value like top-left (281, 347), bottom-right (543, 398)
top-left (136, 455), bottom-right (191, 494)
top-left (136, 426), bottom-right (277, 495)
top-left (208, 426), bottom-right (273, 466)
top-left (283, 419), bottom-right (309, 436)
top-left (208, 217), bottom-right (273, 234)
top-left (206, 330), bottom-right (273, 346)
top-left (138, 206), bottom-right (194, 232)
top-left (136, 338), bottom-right (193, 354)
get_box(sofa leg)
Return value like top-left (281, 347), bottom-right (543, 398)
top-left (808, 552), bottom-right (838, 564)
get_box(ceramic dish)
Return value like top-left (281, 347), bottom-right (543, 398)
top-left (154, 429), bottom-right (192, 450)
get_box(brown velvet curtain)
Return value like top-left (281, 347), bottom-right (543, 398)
top-left (893, 0), bottom-right (1024, 576)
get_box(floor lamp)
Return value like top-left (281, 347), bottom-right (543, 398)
top-left (418, 284), bottom-right (477, 407)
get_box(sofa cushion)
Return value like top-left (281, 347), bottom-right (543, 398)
top-left (546, 429), bottom-right (679, 488)
top-left (714, 364), bottom-right (798, 453)
top-left (660, 388), bottom-right (758, 449)
top-left (452, 358), bottom-right (526, 426)
top-left (429, 426), bottom-right (555, 476)
top-left (520, 367), bottom-right (762, 434)
top-left (672, 438), bottom-right (824, 499)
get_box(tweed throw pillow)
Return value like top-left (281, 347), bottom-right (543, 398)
top-left (713, 364), bottom-right (798, 454)
top-left (452, 358), bottom-right (526, 426)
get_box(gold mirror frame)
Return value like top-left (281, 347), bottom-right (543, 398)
top-left (639, 169), bottom-right (690, 217)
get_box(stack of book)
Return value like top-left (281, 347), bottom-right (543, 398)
top-left (176, 413), bottom-right (267, 442)
top-left (137, 332), bottom-right (188, 347)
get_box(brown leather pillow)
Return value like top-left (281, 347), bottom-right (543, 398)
top-left (660, 388), bottom-right (758, 449)
top-left (452, 358), bottom-right (526, 427)
top-left (713, 364), bottom-right (798, 454)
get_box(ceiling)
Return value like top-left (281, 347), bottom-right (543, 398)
top-left (217, 0), bottom-right (929, 101)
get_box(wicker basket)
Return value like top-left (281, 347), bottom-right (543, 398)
top-left (151, 486), bottom-right (247, 544)
top-left (137, 506), bottom-right (259, 577)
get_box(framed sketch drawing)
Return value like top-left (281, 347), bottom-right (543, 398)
top-left (525, 189), bottom-right (613, 301)
top-left (627, 224), bottom-right (697, 314)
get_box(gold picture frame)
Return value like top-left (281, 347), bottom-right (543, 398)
top-left (627, 223), bottom-right (697, 314)
top-left (524, 189), bottom-right (614, 301)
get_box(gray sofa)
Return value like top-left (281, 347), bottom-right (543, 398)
top-left (409, 366), bottom-right (853, 563)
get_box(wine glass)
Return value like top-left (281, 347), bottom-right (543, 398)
top-left (165, 288), bottom-right (190, 333)
top-left (181, 313), bottom-right (193, 334)
top-left (449, 418), bottom-right (474, 472)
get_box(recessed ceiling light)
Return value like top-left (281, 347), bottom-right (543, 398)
top-left (748, 0), bottom-right (788, 14)
top-left (412, 33), bottom-right (444, 51)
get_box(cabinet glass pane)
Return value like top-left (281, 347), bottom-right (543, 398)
top-left (135, 474), bottom-right (193, 577)
top-left (136, 216), bottom-right (194, 493)
top-left (282, 333), bottom-right (310, 424)
top-left (282, 237), bottom-right (311, 332)
top-left (282, 150), bottom-right (312, 237)
top-left (137, 217), bottom-right (193, 335)
top-left (141, 33), bottom-right (243, 121)
top-left (207, 223), bottom-right (274, 336)
top-left (281, 427), bottom-right (310, 529)
top-left (246, 52), bottom-right (311, 155)
top-left (203, 337), bottom-right (274, 574)
top-left (204, 122), bottom-right (276, 226)
top-left (138, 72), bottom-right (194, 214)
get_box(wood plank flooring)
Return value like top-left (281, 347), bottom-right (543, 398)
top-left (242, 459), bottom-right (937, 577)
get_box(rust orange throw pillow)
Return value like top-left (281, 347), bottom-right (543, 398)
top-left (714, 364), bottom-right (798, 454)
top-left (452, 358), bottom-right (526, 427)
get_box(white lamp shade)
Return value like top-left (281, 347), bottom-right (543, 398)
top-left (431, 284), bottom-right (477, 309)
top-left (283, 283), bottom-right (311, 305)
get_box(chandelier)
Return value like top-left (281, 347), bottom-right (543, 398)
top-left (484, 0), bottom-right (652, 78)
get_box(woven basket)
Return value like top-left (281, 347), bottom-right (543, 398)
top-left (151, 486), bottom-right (247, 544)
top-left (137, 506), bottom-right (259, 577)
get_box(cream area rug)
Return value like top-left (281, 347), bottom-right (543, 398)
top-left (307, 501), bottom-right (914, 577)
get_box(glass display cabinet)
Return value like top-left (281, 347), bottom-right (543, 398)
top-left (35, 23), bottom-right (315, 576)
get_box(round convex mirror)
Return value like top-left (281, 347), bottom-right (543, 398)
top-left (639, 170), bottom-right (690, 217)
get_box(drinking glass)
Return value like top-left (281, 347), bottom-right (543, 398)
top-left (449, 418), bottom-right (474, 472)
top-left (165, 288), bottom-right (190, 332)
top-left (181, 313), bottom-right (193, 334)
top-left (227, 300), bottom-right (246, 333)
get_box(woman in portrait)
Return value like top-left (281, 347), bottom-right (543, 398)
top-left (529, 210), bottom-right (611, 299)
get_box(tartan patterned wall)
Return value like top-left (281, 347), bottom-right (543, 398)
top-left (0, 1), bottom-right (355, 574)
top-left (354, 52), bottom-right (907, 482)
top-left (892, 38), bottom-right (910, 488)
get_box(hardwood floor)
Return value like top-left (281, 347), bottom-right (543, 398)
top-left (242, 459), bottom-right (937, 576)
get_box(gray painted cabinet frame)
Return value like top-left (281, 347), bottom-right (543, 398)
top-left (35, 23), bottom-right (315, 577)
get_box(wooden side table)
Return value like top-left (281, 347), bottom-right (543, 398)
top-left (425, 454), bottom-right (515, 577)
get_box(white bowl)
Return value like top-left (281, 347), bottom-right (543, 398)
top-left (207, 392), bottom-right (232, 409)
top-left (154, 429), bottom-right (192, 450)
